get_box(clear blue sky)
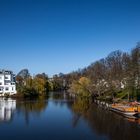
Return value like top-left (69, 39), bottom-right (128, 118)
top-left (0, 0), bottom-right (140, 76)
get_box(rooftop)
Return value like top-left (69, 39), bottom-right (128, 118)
top-left (0, 70), bottom-right (13, 75)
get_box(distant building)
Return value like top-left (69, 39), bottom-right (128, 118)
top-left (0, 70), bottom-right (17, 96)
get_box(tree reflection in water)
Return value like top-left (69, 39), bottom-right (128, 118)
top-left (0, 93), bottom-right (140, 140)
top-left (71, 98), bottom-right (140, 140)
top-left (49, 91), bottom-right (73, 108)
top-left (16, 96), bottom-right (48, 125)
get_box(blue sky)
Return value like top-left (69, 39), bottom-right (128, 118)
top-left (0, 0), bottom-right (140, 76)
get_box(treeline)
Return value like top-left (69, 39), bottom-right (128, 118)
top-left (16, 71), bottom-right (66, 97)
top-left (61, 43), bottom-right (140, 101)
top-left (15, 43), bottom-right (140, 101)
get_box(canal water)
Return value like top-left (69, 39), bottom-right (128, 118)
top-left (0, 92), bottom-right (140, 140)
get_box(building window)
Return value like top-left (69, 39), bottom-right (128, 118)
top-left (5, 76), bottom-right (9, 79)
top-left (5, 87), bottom-right (9, 91)
top-left (0, 76), bottom-right (2, 79)
top-left (11, 82), bottom-right (15, 85)
top-left (0, 88), bottom-right (3, 91)
top-left (0, 82), bottom-right (2, 85)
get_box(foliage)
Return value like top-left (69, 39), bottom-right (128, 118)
top-left (59, 42), bottom-right (140, 101)
top-left (69, 77), bottom-right (92, 97)
top-left (16, 43), bottom-right (140, 101)
top-left (16, 72), bottom-right (49, 97)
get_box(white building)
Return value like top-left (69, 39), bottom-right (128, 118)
top-left (0, 70), bottom-right (17, 96)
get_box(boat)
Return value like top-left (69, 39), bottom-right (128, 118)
top-left (110, 102), bottom-right (140, 118)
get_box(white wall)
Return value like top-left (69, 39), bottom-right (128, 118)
top-left (0, 73), bottom-right (16, 95)
top-left (0, 75), bottom-right (5, 85)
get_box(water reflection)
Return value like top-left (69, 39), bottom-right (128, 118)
top-left (71, 98), bottom-right (140, 140)
top-left (49, 91), bottom-right (73, 108)
top-left (0, 93), bottom-right (140, 140)
top-left (49, 91), bottom-right (71, 100)
top-left (0, 98), bottom-right (16, 122)
top-left (17, 97), bottom-right (47, 113)
top-left (16, 97), bottom-right (48, 125)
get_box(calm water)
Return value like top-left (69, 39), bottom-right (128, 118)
top-left (0, 92), bottom-right (140, 140)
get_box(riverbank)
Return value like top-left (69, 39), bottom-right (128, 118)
top-left (93, 98), bottom-right (140, 119)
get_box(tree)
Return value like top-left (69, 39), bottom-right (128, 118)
top-left (16, 71), bottom-right (49, 97)
top-left (70, 77), bottom-right (92, 97)
top-left (127, 43), bottom-right (140, 100)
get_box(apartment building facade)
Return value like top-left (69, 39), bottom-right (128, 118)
top-left (0, 70), bottom-right (17, 96)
